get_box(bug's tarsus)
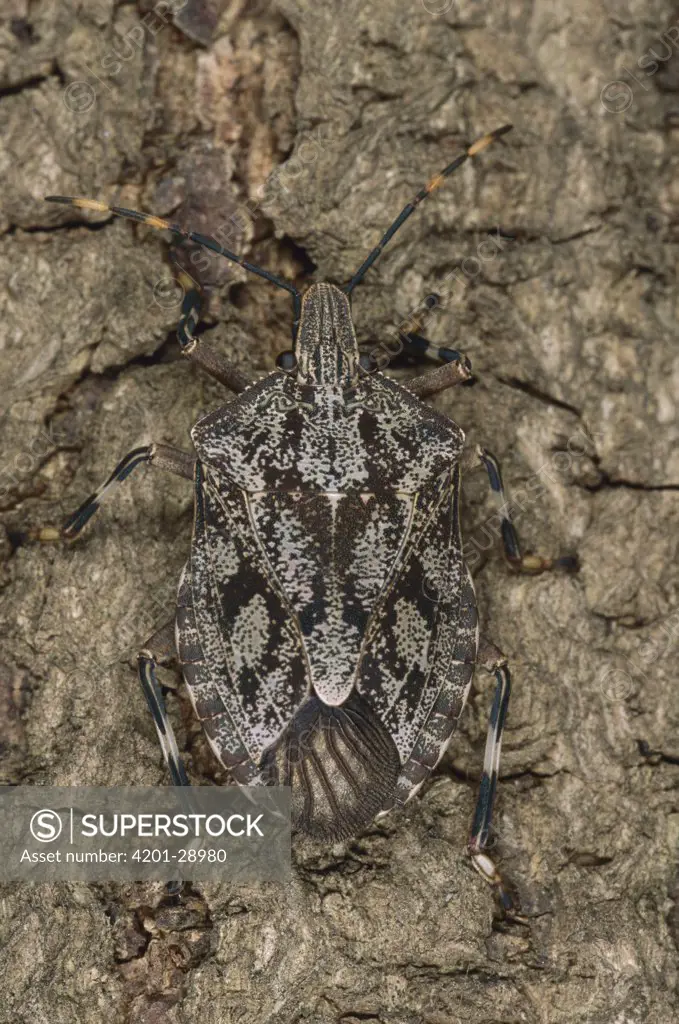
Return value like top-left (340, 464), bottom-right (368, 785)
top-left (138, 645), bottom-right (190, 789)
top-left (62, 444), bottom-right (194, 540)
top-left (344, 124), bottom-right (513, 294)
top-left (174, 270), bottom-right (255, 392)
top-left (368, 289), bottom-right (473, 378)
top-left (13, 444), bottom-right (195, 548)
top-left (396, 330), bottom-right (466, 368)
top-left (175, 268), bottom-right (202, 352)
top-left (139, 620), bottom-right (194, 897)
top-left (467, 648), bottom-right (515, 911)
top-left (477, 447), bottom-right (579, 574)
top-left (8, 525), bottom-right (61, 547)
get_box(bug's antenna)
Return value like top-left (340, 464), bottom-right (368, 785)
top-left (344, 124), bottom-right (513, 295)
top-left (44, 196), bottom-right (301, 300)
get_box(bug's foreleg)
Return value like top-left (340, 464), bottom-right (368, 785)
top-left (175, 273), bottom-right (254, 393)
top-left (400, 330), bottom-right (468, 367)
top-left (17, 444), bottom-right (194, 545)
top-left (403, 352), bottom-right (473, 399)
top-left (384, 290), bottom-right (475, 396)
top-left (474, 446), bottom-right (579, 574)
top-left (468, 642), bottom-right (514, 911)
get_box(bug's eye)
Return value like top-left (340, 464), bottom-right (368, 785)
top-left (277, 350), bottom-right (297, 371)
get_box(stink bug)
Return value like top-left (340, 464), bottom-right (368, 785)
top-left (31, 125), bottom-right (577, 906)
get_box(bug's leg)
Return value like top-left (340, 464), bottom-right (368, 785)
top-left (395, 295), bottom-right (475, 395)
top-left (174, 271), bottom-right (254, 393)
top-left (399, 329), bottom-right (469, 367)
top-left (365, 292), bottom-right (476, 395)
top-left (475, 446), bottom-right (579, 574)
top-left (138, 621), bottom-right (190, 790)
top-left (138, 620), bottom-right (193, 897)
top-left (403, 353), bottom-right (473, 399)
top-left (360, 338), bottom-right (472, 396)
top-left (468, 639), bottom-right (515, 912)
top-left (15, 444), bottom-right (194, 545)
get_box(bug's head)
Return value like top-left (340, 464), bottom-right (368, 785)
top-left (279, 282), bottom-right (359, 387)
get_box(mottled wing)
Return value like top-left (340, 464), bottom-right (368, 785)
top-left (185, 463), bottom-right (310, 767)
top-left (358, 465), bottom-right (478, 804)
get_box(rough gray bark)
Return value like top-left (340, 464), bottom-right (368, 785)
top-left (1, 1), bottom-right (678, 1022)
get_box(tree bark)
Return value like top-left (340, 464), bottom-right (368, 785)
top-left (1, 1), bottom-right (678, 1022)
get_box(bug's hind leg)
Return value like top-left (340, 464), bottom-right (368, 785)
top-left (137, 620), bottom-right (190, 789)
top-left (468, 639), bottom-right (515, 911)
top-left (475, 446), bottom-right (579, 574)
top-left (138, 619), bottom-right (195, 897)
top-left (13, 443), bottom-right (194, 546)
top-left (174, 271), bottom-right (254, 393)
